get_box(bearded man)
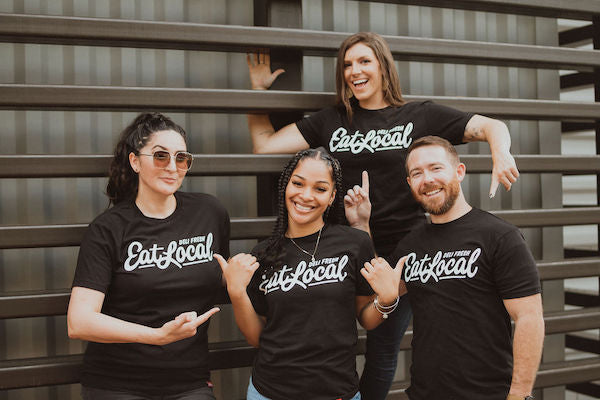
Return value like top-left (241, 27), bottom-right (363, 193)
top-left (389, 135), bottom-right (544, 400)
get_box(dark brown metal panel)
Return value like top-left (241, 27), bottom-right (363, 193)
top-left (536, 357), bottom-right (600, 388)
top-left (537, 258), bottom-right (600, 280)
top-left (561, 72), bottom-right (595, 89)
top-left (0, 85), bottom-right (599, 120)
top-left (1, 14), bottom-right (598, 70)
top-left (367, 0), bottom-right (600, 21)
top-left (560, 24), bottom-right (594, 46)
top-left (562, 121), bottom-right (596, 132)
top-left (2, 155), bottom-right (599, 178)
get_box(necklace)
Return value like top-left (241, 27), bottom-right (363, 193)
top-left (288, 226), bottom-right (323, 263)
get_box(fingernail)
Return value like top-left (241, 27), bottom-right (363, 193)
top-left (489, 192), bottom-right (494, 199)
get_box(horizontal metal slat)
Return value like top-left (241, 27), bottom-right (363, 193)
top-left (537, 258), bottom-right (600, 281)
top-left (544, 307), bottom-right (600, 334)
top-left (0, 217), bottom-right (275, 249)
top-left (2, 154), bottom-right (599, 179)
top-left (536, 357), bottom-right (600, 388)
top-left (0, 85), bottom-right (599, 120)
top-left (0, 154), bottom-right (290, 178)
top-left (493, 207), bottom-right (600, 227)
top-left (371, 0), bottom-right (600, 21)
top-left (2, 208), bottom-right (599, 250)
top-left (0, 14), bottom-right (598, 71)
top-left (1, 342), bottom-right (599, 390)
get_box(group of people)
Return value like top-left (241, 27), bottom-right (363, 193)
top-left (67, 32), bottom-right (545, 400)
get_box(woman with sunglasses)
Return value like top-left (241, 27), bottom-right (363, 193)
top-left (67, 112), bottom-right (229, 400)
top-left (217, 148), bottom-right (404, 400)
top-left (247, 32), bottom-right (520, 399)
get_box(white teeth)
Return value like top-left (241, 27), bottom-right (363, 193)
top-left (425, 189), bottom-right (441, 196)
top-left (295, 202), bottom-right (312, 211)
top-left (353, 79), bottom-right (367, 85)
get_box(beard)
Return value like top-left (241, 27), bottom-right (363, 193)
top-left (414, 179), bottom-right (460, 216)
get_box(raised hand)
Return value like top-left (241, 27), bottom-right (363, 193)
top-left (344, 170), bottom-right (371, 233)
top-left (156, 308), bottom-right (220, 345)
top-left (215, 253), bottom-right (260, 297)
top-left (246, 50), bottom-right (285, 90)
top-left (361, 256), bottom-right (407, 304)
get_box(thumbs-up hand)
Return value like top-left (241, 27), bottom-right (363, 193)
top-left (215, 253), bottom-right (260, 297)
top-left (361, 256), bottom-right (406, 305)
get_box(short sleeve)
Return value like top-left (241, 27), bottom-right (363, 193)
top-left (247, 270), bottom-right (268, 316)
top-left (493, 229), bottom-right (541, 299)
top-left (72, 221), bottom-right (115, 293)
top-left (219, 206), bottom-right (231, 259)
top-left (355, 231), bottom-right (376, 296)
top-left (295, 107), bottom-right (337, 148)
top-left (421, 101), bottom-right (473, 145)
top-left (247, 242), bottom-right (269, 316)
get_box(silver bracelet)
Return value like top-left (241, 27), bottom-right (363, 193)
top-left (374, 295), bottom-right (399, 319)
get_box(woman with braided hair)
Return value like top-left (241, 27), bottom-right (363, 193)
top-left (216, 148), bottom-right (404, 400)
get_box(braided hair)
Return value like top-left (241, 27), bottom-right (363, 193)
top-left (106, 112), bottom-right (187, 206)
top-left (255, 148), bottom-right (344, 278)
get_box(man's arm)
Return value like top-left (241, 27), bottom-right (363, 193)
top-left (503, 293), bottom-right (544, 398)
top-left (463, 114), bottom-right (520, 198)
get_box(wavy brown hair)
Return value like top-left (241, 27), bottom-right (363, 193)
top-left (335, 32), bottom-right (405, 121)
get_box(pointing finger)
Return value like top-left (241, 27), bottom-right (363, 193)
top-left (362, 171), bottom-right (370, 195)
top-left (489, 175), bottom-right (499, 198)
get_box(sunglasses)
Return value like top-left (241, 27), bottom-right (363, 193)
top-left (138, 150), bottom-right (194, 171)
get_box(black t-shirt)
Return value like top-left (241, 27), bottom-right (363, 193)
top-left (388, 208), bottom-right (541, 400)
top-left (72, 192), bottom-right (230, 394)
top-left (247, 224), bottom-right (375, 400)
top-left (296, 100), bottom-right (472, 255)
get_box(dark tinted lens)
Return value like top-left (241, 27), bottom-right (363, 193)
top-left (175, 152), bottom-right (193, 170)
top-left (153, 151), bottom-right (170, 167)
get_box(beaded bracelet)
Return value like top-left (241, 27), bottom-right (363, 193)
top-left (374, 295), bottom-right (399, 319)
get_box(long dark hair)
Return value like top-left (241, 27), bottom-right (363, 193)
top-left (335, 32), bottom-right (405, 121)
top-left (255, 148), bottom-right (344, 278)
top-left (106, 112), bottom-right (187, 206)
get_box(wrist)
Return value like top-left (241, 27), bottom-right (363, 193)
top-left (377, 294), bottom-right (398, 306)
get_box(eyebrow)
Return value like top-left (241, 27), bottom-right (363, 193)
top-left (151, 144), bottom-right (186, 152)
top-left (292, 174), bottom-right (331, 185)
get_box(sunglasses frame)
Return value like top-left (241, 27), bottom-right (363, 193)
top-left (138, 150), bottom-right (194, 171)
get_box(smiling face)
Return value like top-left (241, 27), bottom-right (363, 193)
top-left (129, 129), bottom-right (188, 201)
top-left (406, 145), bottom-right (465, 217)
top-left (343, 42), bottom-right (387, 109)
top-left (285, 157), bottom-right (336, 236)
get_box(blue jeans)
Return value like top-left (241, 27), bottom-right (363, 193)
top-left (359, 294), bottom-right (412, 400)
top-left (247, 377), bottom-right (361, 400)
top-left (81, 385), bottom-right (215, 400)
